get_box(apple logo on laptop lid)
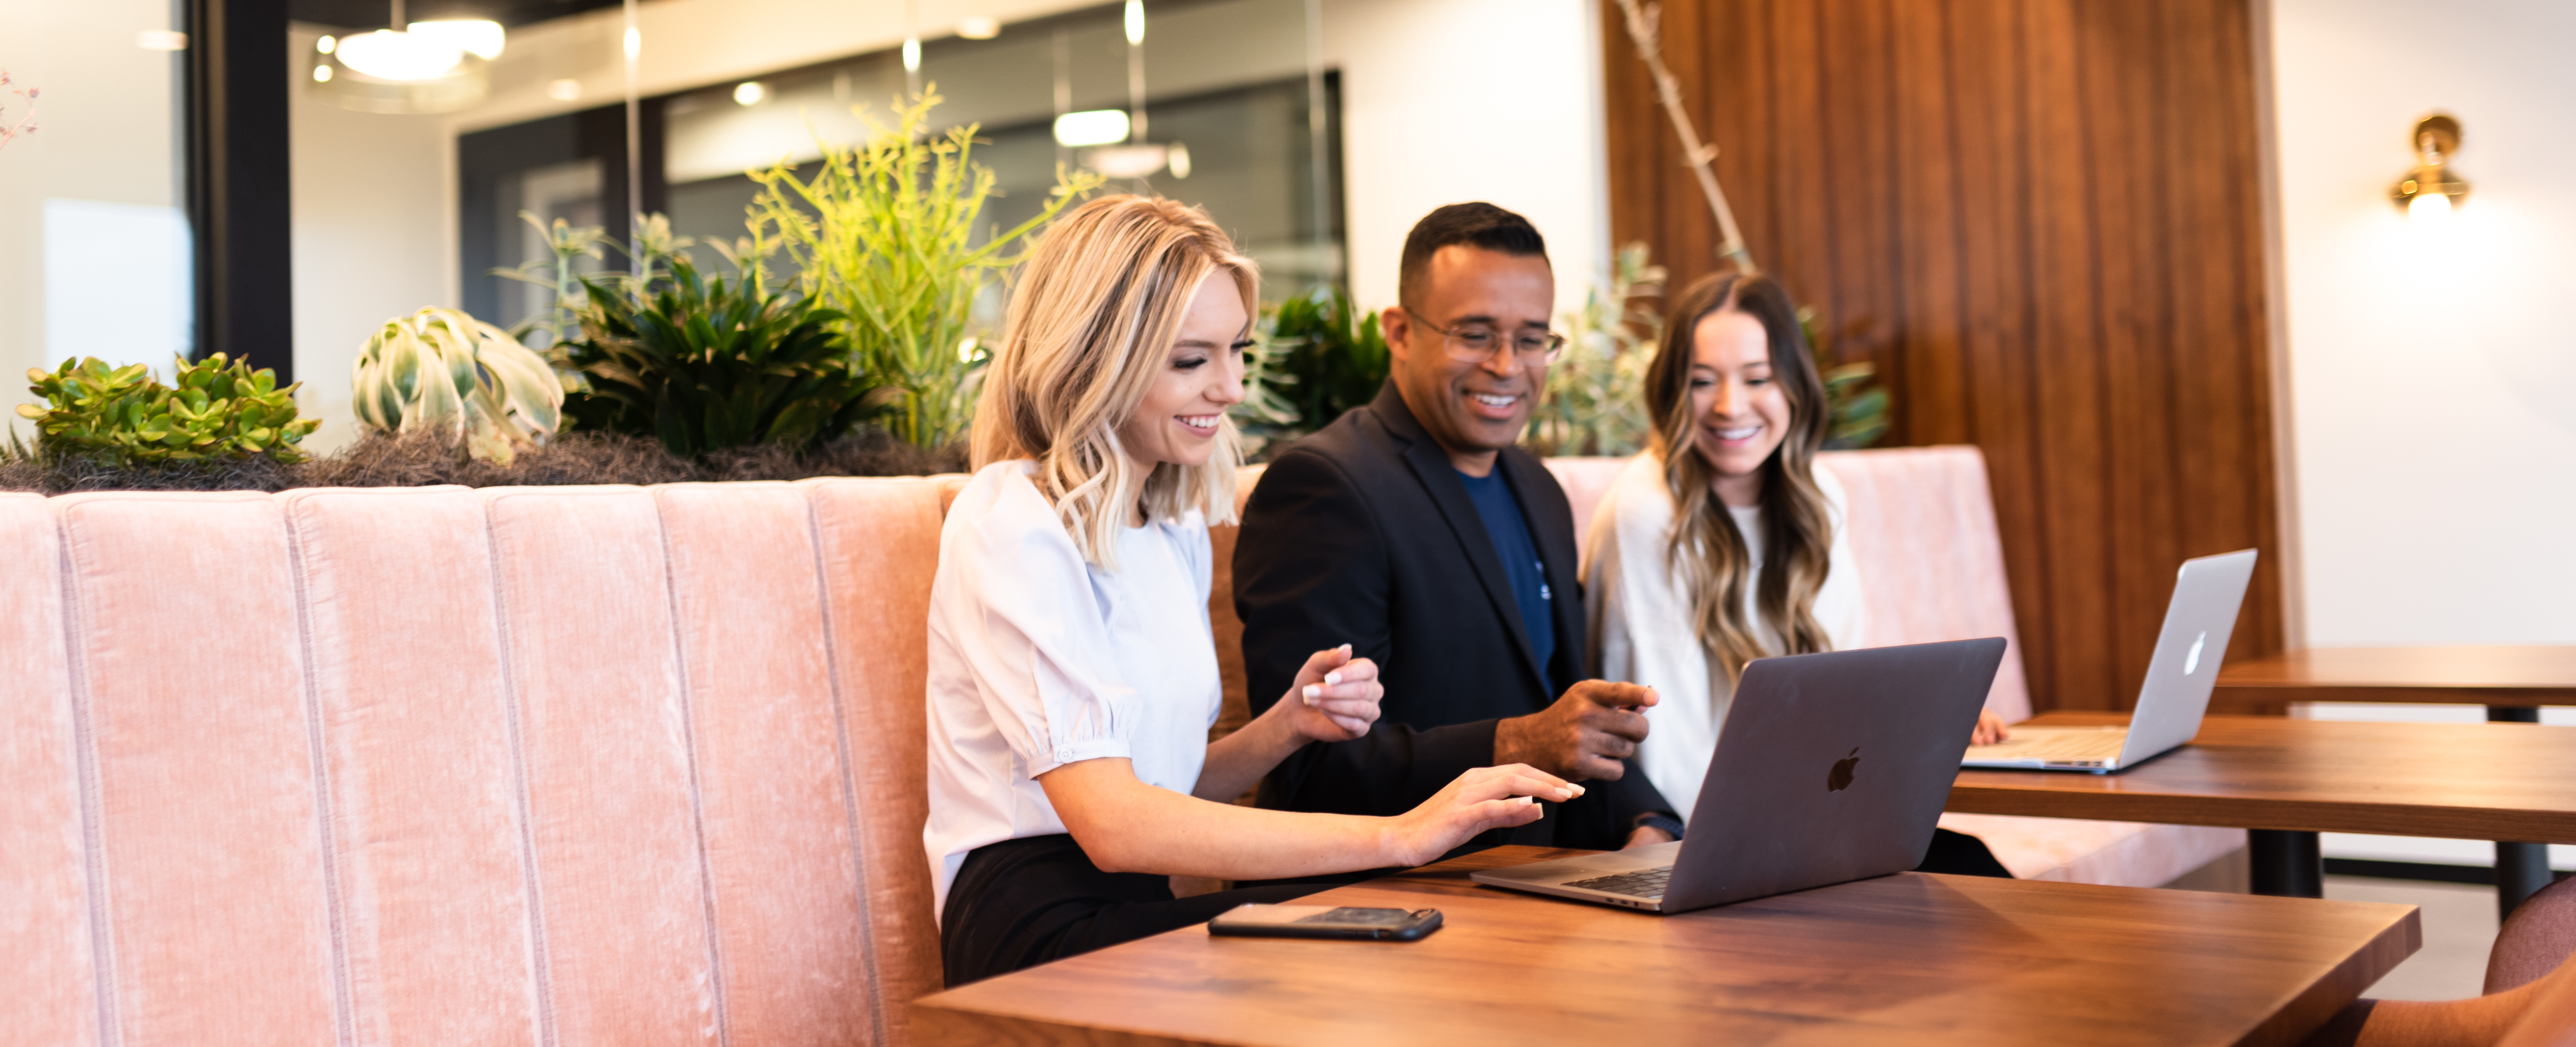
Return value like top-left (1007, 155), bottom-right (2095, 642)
top-left (1827, 747), bottom-right (1860, 792)
top-left (2184, 630), bottom-right (2207, 675)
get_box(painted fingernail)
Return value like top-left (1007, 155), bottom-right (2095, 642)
top-left (1323, 671), bottom-right (1342, 686)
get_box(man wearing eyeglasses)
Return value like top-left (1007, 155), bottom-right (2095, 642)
top-left (1232, 203), bottom-right (1682, 856)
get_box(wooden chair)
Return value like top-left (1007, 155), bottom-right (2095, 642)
top-left (2305, 876), bottom-right (2576, 1046)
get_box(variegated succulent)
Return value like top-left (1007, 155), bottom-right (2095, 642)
top-left (352, 306), bottom-right (564, 463)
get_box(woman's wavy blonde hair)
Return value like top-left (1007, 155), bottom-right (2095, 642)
top-left (1640, 271), bottom-right (1836, 682)
top-left (971, 195), bottom-right (1258, 569)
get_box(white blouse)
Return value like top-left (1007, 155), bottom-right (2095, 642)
top-left (1581, 452), bottom-right (1865, 823)
top-left (922, 460), bottom-right (1223, 917)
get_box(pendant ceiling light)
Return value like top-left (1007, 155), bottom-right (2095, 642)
top-left (1076, 0), bottom-right (1187, 181)
top-left (309, 1), bottom-right (503, 114)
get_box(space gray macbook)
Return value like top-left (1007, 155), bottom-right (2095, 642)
top-left (1959, 549), bottom-right (2258, 773)
top-left (1470, 638), bottom-right (2007, 915)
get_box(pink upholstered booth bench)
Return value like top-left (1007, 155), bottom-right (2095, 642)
top-left (0, 446), bottom-right (2233, 1047)
top-left (2, 482), bottom-right (951, 1047)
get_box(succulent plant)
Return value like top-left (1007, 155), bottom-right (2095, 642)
top-left (352, 306), bottom-right (565, 464)
top-left (17, 354), bottom-right (320, 465)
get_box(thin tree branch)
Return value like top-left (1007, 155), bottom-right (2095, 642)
top-left (1613, 0), bottom-right (1756, 274)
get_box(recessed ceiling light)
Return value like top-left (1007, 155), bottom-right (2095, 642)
top-left (733, 81), bottom-right (766, 106)
top-left (335, 29), bottom-right (464, 81)
top-left (546, 78), bottom-right (581, 101)
top-left (406, 19), bottom-right (505, 60)
top-left (135, 30), bottom-right (188, 51)
top-left (1054, 109), bottom-right (1130, 148)
top-left (957, 16), bottom-right (1000, 39)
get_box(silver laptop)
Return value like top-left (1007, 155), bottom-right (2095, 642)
top-left (1470, 638), bottom-right (2006, 915)
top-left (1961, 549), bottom-right (2258, 773)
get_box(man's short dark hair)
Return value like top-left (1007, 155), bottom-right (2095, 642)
top-left (1397, 203), bottom-right (1548, 310)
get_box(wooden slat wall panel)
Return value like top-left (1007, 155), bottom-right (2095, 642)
top-left (1601, 0), bottom-right (2283, 711)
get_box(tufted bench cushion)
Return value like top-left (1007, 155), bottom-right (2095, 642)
top-left (1, 481), bottom-right (947, 1047)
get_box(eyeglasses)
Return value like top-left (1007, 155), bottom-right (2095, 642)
top-left (1405, 310), bottom-right (1566, 366)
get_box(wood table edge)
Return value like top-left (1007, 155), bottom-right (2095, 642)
top-left (2211, 683), bottom-right (2576, 706)
top-left (914, 997), bottom-right (1229, 1047)
top-left (2240, 904), bottom-right (2424, 1047)
top-left (1943, 785), bottom-right (2576, 842)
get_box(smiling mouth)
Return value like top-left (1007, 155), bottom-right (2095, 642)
top-left (1177, 414), bottom-right (1221, 433)
top-left (1467, 392), bottom-right (1523, 418)
top-left (1707, 424), bottom-right (1763, 443)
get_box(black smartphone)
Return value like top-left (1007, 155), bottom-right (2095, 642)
top-left (1206, 904), bottom-right (1443, 941)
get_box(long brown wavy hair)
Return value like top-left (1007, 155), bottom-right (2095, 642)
top-left (1640, 272), bottom-right (1835, 681)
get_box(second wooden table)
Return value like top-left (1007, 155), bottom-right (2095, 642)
top-left (1950, 713), bottom-right (2576, 901)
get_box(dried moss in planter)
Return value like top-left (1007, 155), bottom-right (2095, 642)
top-left (0, 428), bottom-right (967, 495)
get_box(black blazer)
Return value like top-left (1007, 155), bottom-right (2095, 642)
top-left (1233, 383), bottom-right (1675, 847)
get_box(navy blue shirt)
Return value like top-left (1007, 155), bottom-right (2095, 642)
top-left (1456, 468), bottom-right (1554, 679)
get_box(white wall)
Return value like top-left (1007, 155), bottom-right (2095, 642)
top-left (1324, 0), bottom-right (1611, 317)
top-left (289, 26), bottom-right (455, 452)
top-left (2267, 0), bottom-right (2576, 869)
top-left (2269, 0), bottom-right (2576, 648)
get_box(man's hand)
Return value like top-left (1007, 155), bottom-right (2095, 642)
top-left (1622, 825), bottom-right (1675, 849)
top-left (1491, 680), bottom-right (1658, 782)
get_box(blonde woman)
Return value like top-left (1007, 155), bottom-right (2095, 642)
top-left (925, 196), bottom-right (1576, 986)
top-left (1580, 272), bottom-right (2010, 871)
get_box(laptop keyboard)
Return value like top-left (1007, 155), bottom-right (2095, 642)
top-left (1565, 865), bottom-right (1672, 899)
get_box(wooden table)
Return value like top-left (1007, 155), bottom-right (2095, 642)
top-left (1952, 713), bottom-right (2576, 909)
top-left (2211, 646), bottom-right (2576, 915)
top-left (914, 846), bottom-right (2418, 1047)
top-left (2213, 646), bottom-right (2576, 709)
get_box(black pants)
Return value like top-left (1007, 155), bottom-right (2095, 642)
top-left (940, 834), bottom-right (1333, 987)
top-left (1920, 827), bottom-right (2012, 877)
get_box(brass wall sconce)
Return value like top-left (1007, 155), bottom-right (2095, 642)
top-left (2392, 113), bottom-right (2470, 219)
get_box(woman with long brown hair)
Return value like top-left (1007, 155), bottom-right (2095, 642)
top-left (1580, 272), bottom-right (2009, 861)
top-left (925, 195), bottom-right (1576, 986)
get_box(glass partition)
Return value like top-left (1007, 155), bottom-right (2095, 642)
top-left (0, 0), bottom-right (193, 437)
top-left (468, 0), bottom-right (1342, 324)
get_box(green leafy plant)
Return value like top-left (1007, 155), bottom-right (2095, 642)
top-left (491, 211), bottom-right (608, 356)
top-left (1264, 286), bottom-right (1392, 420)
top-left (748, 88), bottom-right (1103, 451)
top-left (352, 307), bottom-right (566, 464)
top-left (1527, 243), bottom-right (1666, 457)
top-left (563, 254), bottom-right (871, 458)
top-left (18, 354), bottom-right (319, 465)
top-left (1797, 308), bottom-right (1889, 449)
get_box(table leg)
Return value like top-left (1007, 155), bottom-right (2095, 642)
top-left (2251, 829), bottom-right (2323, 898)
top-left (2487, 706), bottom-right (2552, 918)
